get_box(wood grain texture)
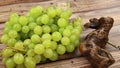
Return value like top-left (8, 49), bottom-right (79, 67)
top-left (0, 0), bottom-right (120, 68)
top-left (0, 0), bottom-right (49, 6)
top-left (36, 51), bottom-right (120, 68)
top-left (0, 0), bottom-right (120, 24)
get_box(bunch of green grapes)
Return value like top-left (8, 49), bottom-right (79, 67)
top-left (0, 5), bottom-right (82, 68)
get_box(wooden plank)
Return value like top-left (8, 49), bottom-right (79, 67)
top-left (0, 0), bottom-right (120, 24)
top-left (0, 0), bottom-right (120, 68)
top-left (0, 0), bottom-right (49, 6)
top-left (0, 0), bottom-right (120, 13)
top-left (36, 51), bottom-right (120, 68)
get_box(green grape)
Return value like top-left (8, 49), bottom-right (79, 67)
top-left (23, 39), bottom-right (31, 46)
top-left (6, 58), bottom-right (16, 68)
top-left (5, 21), bottom-right (11, 27)
top-left (43, 48), bottom-right (53, 58)
top-left (70, 35), bottom-right (77, 44)
top-left (3, 27), bottom-right (12, 34)
top-left (27, 16), bottom-right (35, 23)
top-left (47, 7), bottom-right (57, 18)
top-left (28, 23), bottom-right (37, 30)
top-left (59, 28), bottom-right (64, 34)
top-left (56, 44), bottom-right (66, 55)
top-left (50, 24), bottom-right (58, 32)
top-left (56, 6), bottom-right (63, 16)
top-left (16, 64), bottom-right (25, 68)
top-left (27, 49), bottom-right (35, 57)
top-left (24, 57), bottom-right (36, 68)
top-left (22, 26), bottom-right (29, 33)
top-left (72, 28), bottom-right (80, 36)
top-left (42, 25), bottom-right (51, 33)
top-left (28, 43), bottom-right (35, 49)
top-left (74, 19), bottom-right (82, 33)
top-left (14, 41), bottom-right (24, 51)
top-left (66, 24), bottom-right (73, 30)
top-left (2, 58), bottom-right (8, 65)
top-left (34, 55), bottom-right (41, 64)
top-left (49, 18), bottom-right (54, 25)
top-left (34, 25), bottom-right (42, 35)
top-left (2, 48), bottom-right (14, 58)
top-left (73, 17), bottom-right (82, 27)
top-left (42, 40), bottom-right (52, 48)
top-left (63, 29), bottom-right (71, 37)
top-left (8, 30), bottom-right (18, 38)
top-left (13, 23), bottom-right (21, 31)
top-left (57, 18), bottom-right (68, 28)
top-left (61, 37), bottom-right (70, 45)
top-left (31, 34), bottom-right (41, 43)
top-left (60, 9), bottom-right (72, 19)
top-left (49, 51), bottom-right (58, 61)
top-left (52, 32), bottom-right (62, 41)
top-left (41, 14), bottom-right (49, 24)
top-left (1, 34), bottom-right (9, 44)
top-left (66, 44), bottom-right (75, 52)
top-left (51, 41), bottom-right (57, 50)
top-left (34, 44), bottom-right (45, 54)
top-left (9, 13), bottom-right (19, 25)
top-left (19, 16), bottom-right (28, 26)
top-left (75, 26), bottom-right (82, 33)
top-left (7, 38), bottom-right (16, 47)
top-left (66, 9), bottom-right (72, 17)
top-left (36, 16), bottom-right (42, 25)
top-left (13, 53), bottom-right (24, 64)
top-left (29, 6), bottom-right (43, 18)
top-left (10, 13), bottom-right (19, 18)
top-left (5, 21), bottom-right (10, 25)
top-left (74, 39), bottom-right (80, 47)
top-left (41, 33), bottom-right (51, 41)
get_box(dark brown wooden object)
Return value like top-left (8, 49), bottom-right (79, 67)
top-left (80, 17), bottom-right (115, 68)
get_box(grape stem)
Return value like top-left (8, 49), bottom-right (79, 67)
top-left (107, 42), bottom-right (120, 50)
top-left (6, 47), bottom-right (26, 53)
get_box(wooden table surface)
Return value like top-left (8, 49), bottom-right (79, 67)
top-left (0, 0), bottom-right (120, 68)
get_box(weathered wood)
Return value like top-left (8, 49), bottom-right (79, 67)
top-left (0, 0), bottom-right (120, 68)
top-left (0, 0), bottom-right (120, 24)
top-left (0, 0), bottom-right (120, 13)
top-left (0, 0), bottom-right (49, 6)
top-left (36, 51), bottom-right (120, 68)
